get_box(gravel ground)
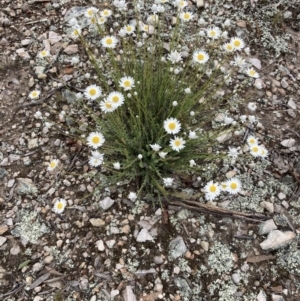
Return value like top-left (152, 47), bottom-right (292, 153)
top-left (0, 0), bottom-right (300, 300)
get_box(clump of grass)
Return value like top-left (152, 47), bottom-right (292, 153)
top-left (61, 1), bottom-right (256, 198)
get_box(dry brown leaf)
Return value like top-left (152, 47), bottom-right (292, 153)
top-left (246, 254), bottom-right (276, 263)
top-left (236, 20), bottom-right (247, 28)
top-left (0, 225), bottom-right (8, 235)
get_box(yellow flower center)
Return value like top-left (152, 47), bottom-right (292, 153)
top-left (103, 10), bottom-right (109, 15)
top-left (209, 185), bottom-right (217, 193)
top-left (249, 138), bottom-right (255, 144)
top-left (32, 91), bottom-right (38, 97)
top-left (41, 50), bottom-right (47, 56)
top-left (174, 140), bottom-right (181, 147)
top-left (179, 1), bottom-right (184, 6)
top-left (249, 70), bottom-right (256, 76)
top-left (112, 96), bottom-right (119, 103)
top-left (197, 54), bottom-right (204, 61)
top-left (252, 146), bottom-right (259, 152)
top-left (105, 102), bottom-right (112, 109)
top-left (57, 202), bottom-right (63, 209)
top-left (210, 31), bottom-right (216, 36)
top-left (144, 25), bottom-right (149, 31)
top-left (92, 136), bottom-right (100, 144)
top-left (74, 29), bottom-right (79, 36)
top-left (91, 17), bottom-right (97, 24)
top-left (89, 88), bottom-right (97, 96)
top-left (126, 26), bottom-right (132, 31)
top-left (168, 122), bottom-right (176, 130)
top-left (50, 161), bottom-right (56, 168)
top-left (106, 38), bottom-right (113, 45)
top-left (124, 80), bottom-right (131, 87)
top-left (227, 45), bottom-right (233, 51)
top-left (230, 183), bottom-right (237, 190)
top-left (184, 13), bottom-right (190, 19)
top-left (234, 40), bottom-right (241, 47)
top-left (87, 9), bottom-right (93, 16)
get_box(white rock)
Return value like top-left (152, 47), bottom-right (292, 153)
top-left (10, 244), bottom-right (21, 255)
top-left (64, 44), bottom-right (79, 54)
top-left (21, 39), bottom-right (32, 46)
top-left (111, 290), bottom-right (119, 298)
top-left (260, 201), bottom-right (274, 213)
top-left (173, 266), bottom-right (180, 274)
top-left (96, 240), bottom-right (105, 251)
top-left (44, 255), bottom-right (54, 264)
top-left (280, 138), bottom-right (295, 147)
top-left (106, 240), bottom-right (116, 248)
top-left (231, 273), bottom-right (241, 284)
top-left (153, 256), bottom-right (164, 265)
top-left (28, 138), bottom-right (38, 149)
top-left (0, 236), bottom-right (7, 247)
top-left (254, 78), bottom-right (264, 89)
top-left (257, 290), bottom-right (267, 301)
top-left (249, 58), bottom-right (261, 69)
top-left (123, 286), bottom-right (137, 301)
top-left (287, 99), bottom-right (297, 110)
top-left (169, 236), bottom-right (187, 259)
top-left (258, 219), bottom-right (277, 235)
top-left (277, 192), bottom-right (286, 200)
top-left (216, 132), bottom-right (232, 143)
top-left (48, 31), bottom-right (62, 44)
top-left (99, 197), bottom-right (114, 211)
top-left (200, 241), bottom-right (209, 251)
top-left (136, 228), bottom-right (154, 242)
top-left (196, 0), bottom-right (204, 7)
top-left (89, 218), bottom-right (105, 227)
top-left (272, 294), bottom-right (285, 301)
top-left (260, 230), bottom-right (296, 251)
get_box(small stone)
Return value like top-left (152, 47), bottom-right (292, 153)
top-left (64, 44), bottom-right (79, 54)
top-left (122, 225), bottom-right (130, 234)
top-left (260, 201), bottom-right (274, 213)
top-left (283, 11), bottom-right (292, 19)
top-left (136, 229), bottom-right (154, 242)
top-left (44, 255), bottom-right (54, 264)
top-left (226, 170), bottom-right (236, 179)
top-left (123, 285), bottom-right (137, 301)
top-left (260, 230), bottom-right (296, 251)
top-left (216, 132), bottom-right (232, 143)
top-left (153, 256), bottom-right (164, 265)
top-left (106, 240), bottom-right (116, 248)
top-left (48, 31), bottom-right (62, 44)
top-left (277, 192), bottom-right (286, 200)
top-left (37, 73), bottom-right (47, 79)
top-left (272, 294), bottom-right (285, 301)
top-left (0, 236), bottom-right (7, 247)
top-left (111, 290), bottom-right (119, 298)
top-left (99, 197), bottom-right (114, 211)
top-left (200, 241), bottom-right (209, 251)
top-left (196, 0), bottom-right (204, 7)
top-left (258, 219), bottom-right (277, 235)
top-left (280, 78), bottom-right (289, 88)
top-left (10, 244), bottom-right (21, 255)
top-left (89, 218), bottom-right (105, 227)
top-left (28, 138), bottom-right (38, 149)
top-left (287, 99), bottom-right (297, 110)
top-left (96, 240), bottom-right (105, 251)
top-left (169, 236), bottom-right (187, 260)
top-left (173, 266), bottom-right (180, 274)
top-left (21, 39), bottom-right (32, 46)
top-left (16, 48), bottom-right (31, 60)
top-left (231, 273), bottom-right (241, 284)
top-left (257, 290), bottom-right (267, 301)
top-left (241, 263), bottom-right (249, 272)
top-left (280, 138), bottom-right (296, 148)
top-left (7, 179), bottom-right (15, 188)
top-left (249, 58), bottom-right (261, 69)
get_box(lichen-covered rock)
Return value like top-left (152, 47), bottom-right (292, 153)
top-left (260, 230), bottom-right (296, 251)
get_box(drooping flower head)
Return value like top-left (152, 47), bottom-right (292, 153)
top-left (89, 150), bottom-right (104, 167)
top-left (167, 50), bottom-right (182, 64)
top-left (163, 177), bottom-right (174, 187)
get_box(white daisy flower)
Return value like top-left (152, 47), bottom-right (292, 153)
top-left (100, 9), bottom-right (112, 18)
top-left (167, 50), bottom-right (182, 64)
top-left (179, 11), bottom-right (193, 22)
top-left (91, 150), bottom-right (104, 160)
top-left (113, 162), bottom-right (121, 169)
top-left (164, 117), bottom-right (181, 134)
top-left (155, 0), bottom-right (169, 3)
top-left (259, 145), bottom-right (268, 158)
top-left (123, 24), bottom-right (135, 35)
top-left (53, 198), bottom-right (67, 214)
top-left (147, 14), bottom-right (159, 24)
top-left (223, 43), bottom-right (234, 52)
top-left (193, 50), bottom-right (209, 64)
top-left (150, 143), bottom-right (161, 151)
top-left (84, 85), bottom-right (102, 100)
top-left (170, 136), bottom-right (186, 152)
top-left (85, 7), bottom-right (99, 18)
top-left (228, 147), bottom-right (239, 158)
top-left (247, 102), bottom-right (257, 111)
top-left (89, 155), bottom-right (103, 167)
top-left (70, 26), bottom-right (82, 39)
top-left (223, 19), bottom-right (231, 27)
top-left (174, 0), bottom-right (187, 9)
top-left (101, 36), bottom-right (118, 48)
top-left (232, 55), bottom-right (247, 69)
top-left (47, 159), bottom-right (59, 172)
top-left (246, 67), bottom-right (259, 78)
top-left (189, 131), bottom-right (198, 139)
top-left (206, 26), bottom-right (221, 39)
top-left (87, 132), bottom-right (105, 149)
top-left (172, 101), bottom-right (178, 106)
top-left (184, 87), bottom-right (191, 94)
top-left (189, 159), bottom-right (196, 167)
top-left (157, 4), bottom-right (165, 12)
top-left (159, 152), bottom-right (168, 158)
top-left (29, 90), bottom-right (40, 100)
top-left (100, 100), bottom-right (116, 113)
top-left (163, 177), bottom-right (173, 187)
top-left (230, 37), bottom-right (245, 50)
top-left (119, 76), bottom-right (135, 91)
top-left (247, 136), bottom-right (258, 146)
top-left (249, 144), bottom-right (260, 157)
top-left (106, 91), bottom-right (125, 108)
top-left (239, 115), bottom-right (247, 123)
top-left (204, 181), bottom-right (221, 200)
top-left (128, 192), bottom-right (137, 202)
top-left (98, 16), bottom-right (107, 24)
top-left (38, 50), bottom-right (50, 58)
top-left (226, 178), bottom-right (242, 194)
